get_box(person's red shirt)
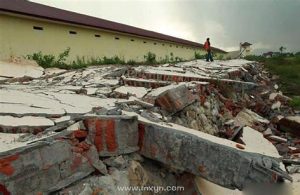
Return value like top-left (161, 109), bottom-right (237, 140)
top-left (204, 41), bottom-right (210, 51)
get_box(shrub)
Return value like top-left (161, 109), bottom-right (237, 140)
top-left (170, 52), bottom-right (174, 62)
top-left (102, 56), bottom-right (125, 64)
top-left (194, 52), bottom-right (205, 59)
top-left (126, 59), bottom-right (138, 65)
top-left (27, 47), bottom-right (70, 69)
top-left (144, 52), bottom-right (156, 64)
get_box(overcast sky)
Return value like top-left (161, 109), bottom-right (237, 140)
top-left (30, 0), bottom-right (300, 53)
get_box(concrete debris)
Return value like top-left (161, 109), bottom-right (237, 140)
top-left (268, 135), bottom-right (288, 143)
top-left (241, 126), bottom-right (281, 158)
top-left (0, 59), bottom-right (299, 194)
top-left (154, 84), bottom-right (195, 114)
top-left (83, 115), bottom-right (139, 156)
top-left (44, 67), bottom-right (66, 76)
top-left (114, 86), bottom-right (148, 98)
top-left (234, 108), bottom-right (269, 130)
top-left (104, 155), bottom-right (127, 169)
top-left (0, 58), bottom-right (44, 78)
top-left (279, 116), bottom-right (300, 136)
top-left (137, 117), bottom-right (291, 190)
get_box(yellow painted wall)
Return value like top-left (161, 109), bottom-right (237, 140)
top-left (0, 13), bottom-right (209, 63)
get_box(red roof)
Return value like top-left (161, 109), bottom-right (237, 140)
top-left (0, 0), bottom-right (226, 53)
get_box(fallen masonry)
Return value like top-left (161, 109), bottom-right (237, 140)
top-left (0, 59), bottom-right (299, 194)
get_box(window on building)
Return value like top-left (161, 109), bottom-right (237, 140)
top-left (69, 31), bottom-right (77, 34)
top-left (95, 34), bottom-right (101, 37)
top-left (115, 37), bottom-right (120, 40)
top-left (33, 26), bottom-right (43, 30)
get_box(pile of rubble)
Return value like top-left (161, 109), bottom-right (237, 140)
top-left (0, 59), bottom-right (299, 194)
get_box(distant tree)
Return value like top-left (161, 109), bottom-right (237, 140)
top-left (279, 46), bottom-right (286, 54)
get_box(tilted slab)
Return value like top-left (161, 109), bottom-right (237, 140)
top-left (129, 68), bottom-right (258, 91)
top-left (122, 77), bottom-right (170, 88)
top-left (154, 84), bottom-right (195, 113)
top-left (0, 133), bottom-right (97, 194)
top-left (123, 111), bottom-right (292, 190)
top-left (0, 116), bottom-right (55, 134)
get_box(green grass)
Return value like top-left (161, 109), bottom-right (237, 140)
top-left (26, 49), bottom-right (189, 69)
top-left (264, 56), bottom-right (300, 95)
top-left (290, 96), bottom-right (300, 110)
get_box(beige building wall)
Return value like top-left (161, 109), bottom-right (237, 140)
top-left (0, 13), bottom-right (207, 63)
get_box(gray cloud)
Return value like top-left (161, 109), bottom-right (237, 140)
top-left (31, 0), bottom-right (300, 53)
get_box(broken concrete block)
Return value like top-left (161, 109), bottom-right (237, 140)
top-left (269, 92), bottom-right (291, 103)
top-left (122, 77), bottom-right (170, 88)
top-left (137, 116), bottom-right (291, 190)
top-left (263, 128), bottom-right (273, 137)
top-left (44, 67), bottom-right (66, 76)
top-left (0, 59), bottom-right (44, 78)
top-left (83, 115), bottom-right (139, 156)
top-left (241, 126), bottom-right (281, 158)
top-left (103, 156), bottom-right (127, 169)
top-left (0, 116), bottom-right (54, 134)
top-left (154, 84), bottom-right (195, 113)
top-left (0, 139), bottom-right (95, 194)
top-left (53, 115), bottom-right (72, 124)
top-left (267, 135), bottom-right (288, 143)
top-left (271, 101), bottom-right (281, 110)
top-left (279, 116), bottom-right (300, 136)
top-left (143, 84), bottom-right (181, 104)
top-left (234, 108), bottom-right (269, 129)
top-left (114, 86), bottom-right (148, 98)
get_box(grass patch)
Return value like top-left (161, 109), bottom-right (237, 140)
top-left (27, 49), bottom-right (191, 69)
top-left (290, 96), bottom-right (300, 110)
top-left (264, 56), bottom-right (300, 95)
top-left (245, 55), bottom-right (300, 96)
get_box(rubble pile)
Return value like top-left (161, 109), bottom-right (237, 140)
top-left (0, 59), bottom-right (299, 194)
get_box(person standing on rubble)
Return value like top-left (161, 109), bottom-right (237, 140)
top-left (204, 38), bottom-right (214, 62)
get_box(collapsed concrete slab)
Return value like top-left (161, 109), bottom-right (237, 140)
top-left (129, 66), bottom-right (258, 92)
top-left (0, 58), bottom-right (297, 193)
top-left (83, 115), bottom-right (139, 156)
top-left (241, 126), bottom-right (281, 158)
top-left (0, 88), bottom-right (126, 117)
top-left (0, 59), bottom-right (44, 78)
top-left (133, 113), bottom-right (291, 190)
top-left (0, 116), bottom-right (54, 134)
top-left (154, 84), bottom-right (195, 114)
top-left (122, 77), bottom-right (170, 88)
top-left (0, 137), bottom-right (97, 194)
top-left (143, 84), bottom-right (195, 113)
top-left (114, 86), bottom-right (148, 98)
top-left (234, 108), bottom-right (270, 129)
